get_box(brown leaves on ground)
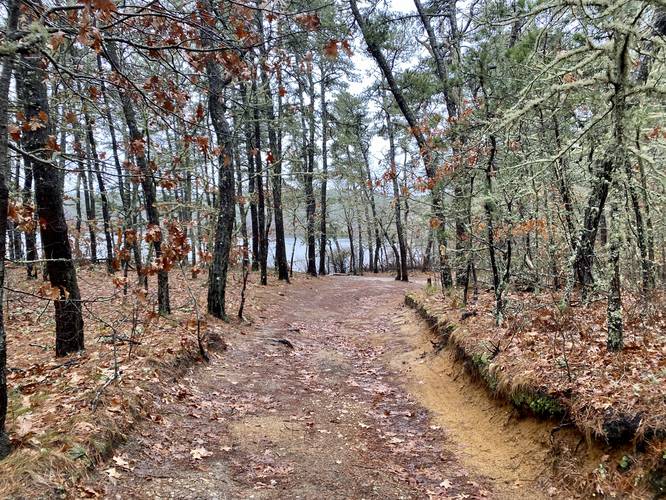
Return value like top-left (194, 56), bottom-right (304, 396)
top-left (410, 286), bottom-right (666, 497)
top-left (0, 264), bottom-right (265, 498)
top-left (78, 276), bottom-right (490, 499)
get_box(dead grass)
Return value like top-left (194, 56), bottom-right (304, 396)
top-left (406, 286), bottom-right (666, 498)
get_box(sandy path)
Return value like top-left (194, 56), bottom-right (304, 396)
top-left (85, 276), bottom-right (547, 499)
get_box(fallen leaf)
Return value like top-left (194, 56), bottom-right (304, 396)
top-left (190, 446), bottom-right (213, 460)
top-left (105, 467), bottom-right (122, 479)
top-left (15, 415), bottom-right (34, 438)
top-left (112, 455), bottom-right (130, 469)
top-left (440, 479), bottom-right (452, 489)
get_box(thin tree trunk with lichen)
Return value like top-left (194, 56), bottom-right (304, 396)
top-left (606, 192), bottom-right (623, 351)
top-left (199, 0), bottom-right (236, 319)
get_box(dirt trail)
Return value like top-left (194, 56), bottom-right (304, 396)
top-left (86, 276), bottom-right (551, 499)
top-left (387, 314), bottom-right (552, 498)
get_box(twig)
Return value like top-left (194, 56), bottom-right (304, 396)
top-left (29, 343), bottom-right (50, 351)
top-left (178, 261), bottom-right (208, 362)
top-left (97, 334), bottom-right (142, 345)
top-left (266, 338), bottom-right (295, 349)
top-left (91, 372), bottom-right (122, 412)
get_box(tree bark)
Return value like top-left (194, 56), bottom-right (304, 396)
top-left (346, 212), bottom-right (356, 275)
top-left (21, 38), bottom-right (84, 356)
top-left (305, 65), bottom-right (317, 276)
top-left (8, 160), bottom-right (22, 261)
top-left (318, 74), bottom-right (328, 276)
top-left (360, 145), bottom-right (381, 274)
top-left (74, 128), bottom-right (96, 263)
top-left (199, 0), bottom-right (236, 318)
top-left (14, 68), bottom-right (37, 279)
top-left (83, 138), bottom-right (97, 263)
top-left (241, 85), bottom-right (260, 272)
top-left (606, 193), bottom-right (623, 351)
top-left (385, 104), bottom-right (408, 281)
top-left (83, 104), bottom-right (114, 273)
top-left (252, 81), bottom-right (268, 285)
top-left (624, 149), bottom-right (653, 294)
top-left (0, 0), bottom-right (19, 458)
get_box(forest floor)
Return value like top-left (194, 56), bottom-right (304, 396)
top-left (3, 268), bottom-right (660, 498)
top-left (75, 273), bottom-right (581, 500)
top-left (406, 287), bottom-right (666, 498)
top-left (77, 274), bottom-right (504, 499)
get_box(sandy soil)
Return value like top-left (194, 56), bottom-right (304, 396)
top-left (83, 275), bottom-right (553, 499)
top-left (388, 313), bottom-right (552, 499)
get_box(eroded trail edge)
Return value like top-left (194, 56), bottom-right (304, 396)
top-left (89, 276), bottom-right (552, 499)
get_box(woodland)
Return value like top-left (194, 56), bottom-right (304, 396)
top-left (0, 0), bottom-right (665, 498)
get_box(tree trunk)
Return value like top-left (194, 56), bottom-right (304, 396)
top-left (199, 0), bottom-right (236, 319)
top-left (83, 138), bottom-right (98, 263)
top-left (357, 214), bottom-right (364, 275)
top-left (252, 81), bottom-right (268, 285)
top-left (14, 68), bottom-right (37, 279)
top-left (636, 131), bottom-right (655, 285)
top-left (625, 155), bottom-right (653, 295)
top-left (346, 216), bottom-right (356, 275)
top-left (363, 202), bottom-right (372, 273)
top-left (21, 41), bottom-right (84, 356)
top-left (384, 102), bottom-right (408, 281)
top-left (256, 12), bottom-right (289, 282)
top-left (242, 86), bottom-right (260, 272)
top-left (0, 0), bottom-right (19, 457)
top-left (233, 107), bottom-right (249, 273)
top-left (77, 149), bottom-right (96, 263)
top-left (8, 161), bottom-right (22, 261)
top-left (304, 66), bottom-right (317, 277)
top-left (422, 231), bottom-right (433, 272)
top-left (570, 158), bottom-right (613, 294)
top-left (360, 146), bottom-right (381, 274)
top-left (484, 135), bottom-right (506, 324)
top-left (83, 104), bottom-right (114, 273)
top-left (97, 55), bottom-right (142, 281)
top-left (319, 76), bottom-right (328, 276)
top-left (606, 193), bottom-right (623, 351)
top-left (75, 171), bottom-right (82, 258)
